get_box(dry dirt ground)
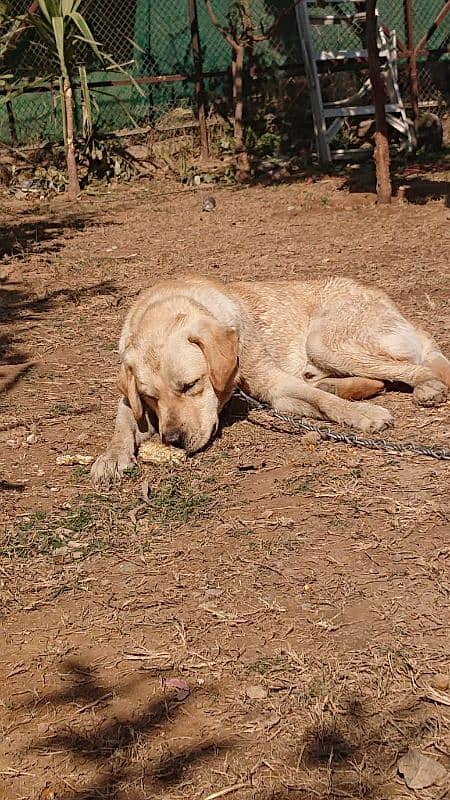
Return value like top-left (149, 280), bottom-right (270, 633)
top-left (0, 176), bottom-right (449, 800)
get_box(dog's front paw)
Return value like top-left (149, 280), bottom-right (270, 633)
top-left (413, 379), bottom-right (448, 408)
top-left (351, 403), bottom-right (394, 434)
top-left (90, 448), bottom-right (136, 486)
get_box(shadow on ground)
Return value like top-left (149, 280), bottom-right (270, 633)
top-left (0, 208), bottom-right (118, 394)
top-left (0, 278), bottom-right (117, 394)
top-left (28, 657), bottom-right (231, 800)
top-left (0, 206), bottom-right (116, 393)
top-left (0, 211), bottom-right (104, 260)
top-left (340, 152), bottom-right (450, 206)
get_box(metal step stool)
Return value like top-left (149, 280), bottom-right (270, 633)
top-left (295, 0), bottom-right (413, 162)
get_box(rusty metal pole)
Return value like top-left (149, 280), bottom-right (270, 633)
top-left (414, 0), bottom-right (450, 53)
top-left (188, 0), bottom-right (210, 160)
top-left (404, 0), bottom-right (419, 128)
top-left (366, 0), bottom-right (392, 204)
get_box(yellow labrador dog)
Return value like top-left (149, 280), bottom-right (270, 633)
top-left (91, 275), bottom-right (450, 484)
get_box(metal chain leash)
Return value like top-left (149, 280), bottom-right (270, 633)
top-left (235, 388), bottom-right (450, 462)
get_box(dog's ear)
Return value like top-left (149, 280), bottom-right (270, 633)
top-left (189, 322), bottom-right (238, 393)
top-left (117, 363), bottom-right (144, 422)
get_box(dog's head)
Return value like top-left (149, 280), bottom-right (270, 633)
top-left (119, 297), bottom-right (239, 453)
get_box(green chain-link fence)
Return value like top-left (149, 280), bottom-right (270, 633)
top-left (0, 0), bottom-right (448, 146)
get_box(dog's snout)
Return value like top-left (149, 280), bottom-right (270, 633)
top-left (162, 429), bottom-right (184, 448)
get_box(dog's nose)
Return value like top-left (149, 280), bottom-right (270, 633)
top-left (162, 430), bottom-right (183, 448)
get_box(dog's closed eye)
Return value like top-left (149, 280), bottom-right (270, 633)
top-left (181, 379), bottom-right (200, 394)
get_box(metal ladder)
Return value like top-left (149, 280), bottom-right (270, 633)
top-left (295, 0), bottom-right (413, 163)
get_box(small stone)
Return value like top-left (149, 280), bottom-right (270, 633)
top-left (201, 195), bottom-right (216, 212)
top-left (278, 516), bottom-right (295, 528)
top-left (54, 527), bottom-right (72, 538)
top-left (246, 685), bottom-right (268, 700)
top-left (430, 674), bottom-right (450, 691)
top-left (26, 433), bottom-right (38, 444)
top-left (52, 546), bottom-right (69, 557)
top-left (302, 431), bottom-right (322, 447)
top-left (67, 540), bottom-right (87, 549)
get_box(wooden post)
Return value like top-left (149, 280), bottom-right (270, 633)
top-left (187, 0), bottom-right (209, 160)
top-left (5, 93), bottom-right (18, 148)
top-left (404, 0), bottom-right (419, 128)
top-left (366, 0), bottom-right (391, 204)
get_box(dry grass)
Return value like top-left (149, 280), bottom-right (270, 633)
top-left (0, 173), bottom-right (449, 800)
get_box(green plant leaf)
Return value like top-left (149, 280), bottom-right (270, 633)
top-left (51, 14), bottom-right (67, 77)
top-left (0, 74), bottom-right (51, 105)
top-left (36, 0), bottom-right (51, 23)
top-left (92, 87), bottom-right (141, 128)
top-left (61, 0), bottom-right (76, 16)
top-left (69, 10), bottom-right (102, 61)
top-left (102, 52), bottom-right (145, 96)
top-left (31, 16), bottom-right (57, 50)
top-left (37, 0), bottom-right (60, 23)
top-left (0, 2), bottom-right (10, 25)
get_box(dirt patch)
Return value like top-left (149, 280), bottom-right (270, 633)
top-left (1, 177), bottom-right (449, 800)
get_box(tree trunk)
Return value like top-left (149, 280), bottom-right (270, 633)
top-left (366, 0), bottom-right (391, 204)
top-left (231, 43), bottom-right (250, 180)
top-left (63, 78), bottom-right (80, 200)
top-left (232, 44), bottom-right (244, 151)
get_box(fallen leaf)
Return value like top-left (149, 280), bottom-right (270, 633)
top-left (398, 748), bottom-right (447, 789)
top-left (163, 677), bottom-right (190, 701)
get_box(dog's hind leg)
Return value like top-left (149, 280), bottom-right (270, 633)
top-left (306, 319), bottom-right (449, 408)
top-left (424, 354), bottom-right (450, 388)
top-left (314, 376), bottom-right (385, 400)
top-left (263, 371), bottom-right (393, 432)
top-left (414, 345), bottom-right (450, 406)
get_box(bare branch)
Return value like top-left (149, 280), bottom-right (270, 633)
top-left (203, 0), bottom-right (240, 51)
top-left (253, 0), bottom-right (304, 43)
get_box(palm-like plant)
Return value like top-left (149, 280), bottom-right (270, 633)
top-left (0, 2), bottom-right (46, 96)
top-left (30, 0), bottom-right (102, 198)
